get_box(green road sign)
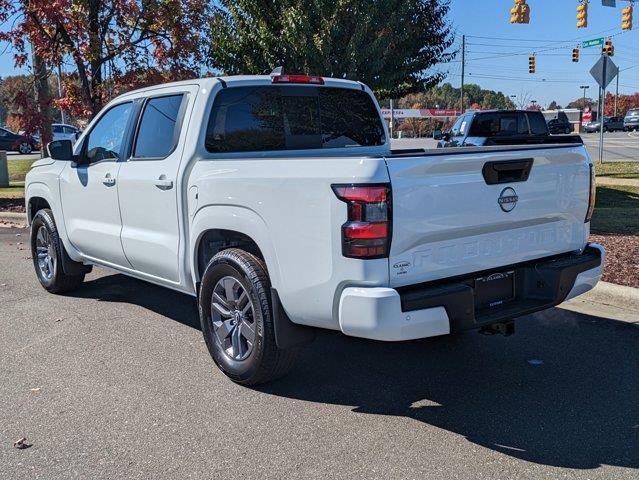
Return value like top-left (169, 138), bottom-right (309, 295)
top-left (582, 38), bottom-right (605, 48)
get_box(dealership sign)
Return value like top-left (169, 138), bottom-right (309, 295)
top-left (381, 109), bottom-right (461, 119)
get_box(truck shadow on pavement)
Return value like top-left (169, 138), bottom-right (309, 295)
top-left (76, 273), bottom-right (638, 471)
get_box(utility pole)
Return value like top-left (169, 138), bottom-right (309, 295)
top-left (614, 71), bottom-right (619, 117)
top-left (460, 35), bottom-right (465, 113)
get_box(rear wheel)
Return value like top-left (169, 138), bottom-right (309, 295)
top-left (198, 248), bottom-right (298, 385)
top-left (18, 142), bottom-right (33, 154)
top-left (30, 209), bottom-right (85, 293)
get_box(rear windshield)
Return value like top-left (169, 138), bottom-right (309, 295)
top-left (469, 112), bottom-right (548, 137)
top-left (205, 85), bottom-right (385, 153)
top-left (469, 112), bottom-right (528, 137)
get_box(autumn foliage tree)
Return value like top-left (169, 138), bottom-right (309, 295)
top-left (603, 92), bottom-right (639, 117)
top-left (0, 0), bottom-right (210, 121)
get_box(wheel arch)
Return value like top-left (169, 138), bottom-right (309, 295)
top-left (189, 205), bottom-right (282, 292)
top-left (25, 182), bottom-right (82, 262)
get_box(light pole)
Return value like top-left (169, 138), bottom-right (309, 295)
top-left (531, 100), bottom-right (538, 110)
top-left (580, 85), bottom-right (589, 109)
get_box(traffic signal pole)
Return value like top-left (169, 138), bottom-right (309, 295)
top-left (599, 56), bottom-right (607, 165)
top-left (460, 35), bottom-right (465, 113)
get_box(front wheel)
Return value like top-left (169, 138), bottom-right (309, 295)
top-left (198, 248), bottom-right (298, 385)
top-left (30, 209), bottom-right (85, 293)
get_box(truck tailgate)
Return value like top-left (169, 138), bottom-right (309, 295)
top-left (385, 145), bottom-right (591, 288)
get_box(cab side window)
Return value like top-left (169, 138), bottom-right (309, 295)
top-left (458, 115), bottom-right (470, 136)
top-left (450, 116), bottom-right (465, 136)
top-left (133, 94), bottom-right (184, 159)
top-left (84, 102), bottom-right (133, 163)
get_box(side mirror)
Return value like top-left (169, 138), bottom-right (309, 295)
top-left (48, 139), bottom-right (74, 161)
top-left (433, 129), bottom-right (443, 140)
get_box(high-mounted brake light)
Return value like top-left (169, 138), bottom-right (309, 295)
top-left (332, 184), bottom-right (391, 259)
top-left (585, 163), bottom-right (596, 223)
top-left (271, 74), bottom-right (325, 85)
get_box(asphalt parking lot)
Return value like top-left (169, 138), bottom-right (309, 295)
top-left (582, 131), bottom-right (639, 162)
top-left (1, 226), bottom-right (638, 479)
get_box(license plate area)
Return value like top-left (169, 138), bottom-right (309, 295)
top-left (474, 271), bottom-right (515, 310)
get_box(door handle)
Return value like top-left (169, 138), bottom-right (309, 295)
top-left (102, 174), bottom-right (116, 186)
top-left (154, 175), bottom-right (173, 190)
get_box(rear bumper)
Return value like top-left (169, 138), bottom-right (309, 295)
top-left (338, 244), bottom-right (604, 341)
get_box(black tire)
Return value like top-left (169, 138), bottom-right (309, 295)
top-left (30, 209), bottom-right (85, 293)
top-left (565, 128), bottom-right (571, 134)
top-left (198, 248), bottom-right (298, 385)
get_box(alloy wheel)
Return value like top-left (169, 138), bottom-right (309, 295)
top-left (210, 276), bottom-right (256, 361)
top-left (19, 142), bottom-right (32, 154)
top-left (35, 226), bottom-right (55, 280)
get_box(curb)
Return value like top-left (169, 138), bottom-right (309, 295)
top-left (0, 211), bottom-right (27, 225)
top-left (561, 281), bottom-right (639, 324)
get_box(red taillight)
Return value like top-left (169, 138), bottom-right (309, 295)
top-left (333, 184), bottom-right (391, 259)
top-left (271, 74), bottom-right (325, 85)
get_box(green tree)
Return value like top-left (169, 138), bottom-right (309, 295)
top-left (397, 83), bottom-right (515, 110)
top-left (208, 0), bottom-right (455, 98)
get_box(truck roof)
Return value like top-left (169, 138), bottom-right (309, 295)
top-left (114, 75), bottom-right (367, 100)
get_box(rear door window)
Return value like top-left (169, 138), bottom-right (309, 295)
top-left (526, 113), bottom-right (548, 135)
top-left (205, 86), bottom-right (385, 153)
top-left (134, 94), bottom-right (185, 158)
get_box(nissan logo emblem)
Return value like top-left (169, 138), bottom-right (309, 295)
top-left (498, 187), bottom-right (519, 213)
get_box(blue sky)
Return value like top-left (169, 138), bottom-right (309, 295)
top-left (445, 0), bottom-right (639, 107)
top-left (1, 0), bottom-right (638, 108)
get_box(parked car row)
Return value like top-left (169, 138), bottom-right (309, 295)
top-left (0, 123), bottom-right (83, 154)
top-left (584, 116), bottom-right (625, 133)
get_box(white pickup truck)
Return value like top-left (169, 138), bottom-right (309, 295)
top-left (26, 74), bottom-right (604, 385)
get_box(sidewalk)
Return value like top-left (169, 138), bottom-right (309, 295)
top-left (561, 281), bottom-right (639, 324)
top-left (597, 176), bottom-right (639, 188)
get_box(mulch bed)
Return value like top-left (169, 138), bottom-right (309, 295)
top-left (0, 198), bottom-right (26, 213)
top-left (590, 234), bottom-right (639, 288)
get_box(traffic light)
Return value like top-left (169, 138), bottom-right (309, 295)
top-left (622, 4), bottom-right (633, 31)
top-left (529, 55), bottom-right (536, 74)
top-left (603, 38), bottom-right (614, 56)
top-left (510, 0), bottom-right (530, 24)
top-left (572, 47), bottom-right (580, 62)
top-left (577, 1), bottom-right (588, 29)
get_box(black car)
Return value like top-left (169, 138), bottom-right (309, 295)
top-left (0, 127), bottom-right (38, 154)
top-left (433, 110), bottom-right (550, 148)
top-left (584, 116), bottom-right (625, 133)
top-left (547, 118), bottom-right (573, 135)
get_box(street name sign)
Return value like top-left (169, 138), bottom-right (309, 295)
top-left (582, 38), bottom-right (604, 48)
top-left (590, 56), bottom-right (619, 89)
